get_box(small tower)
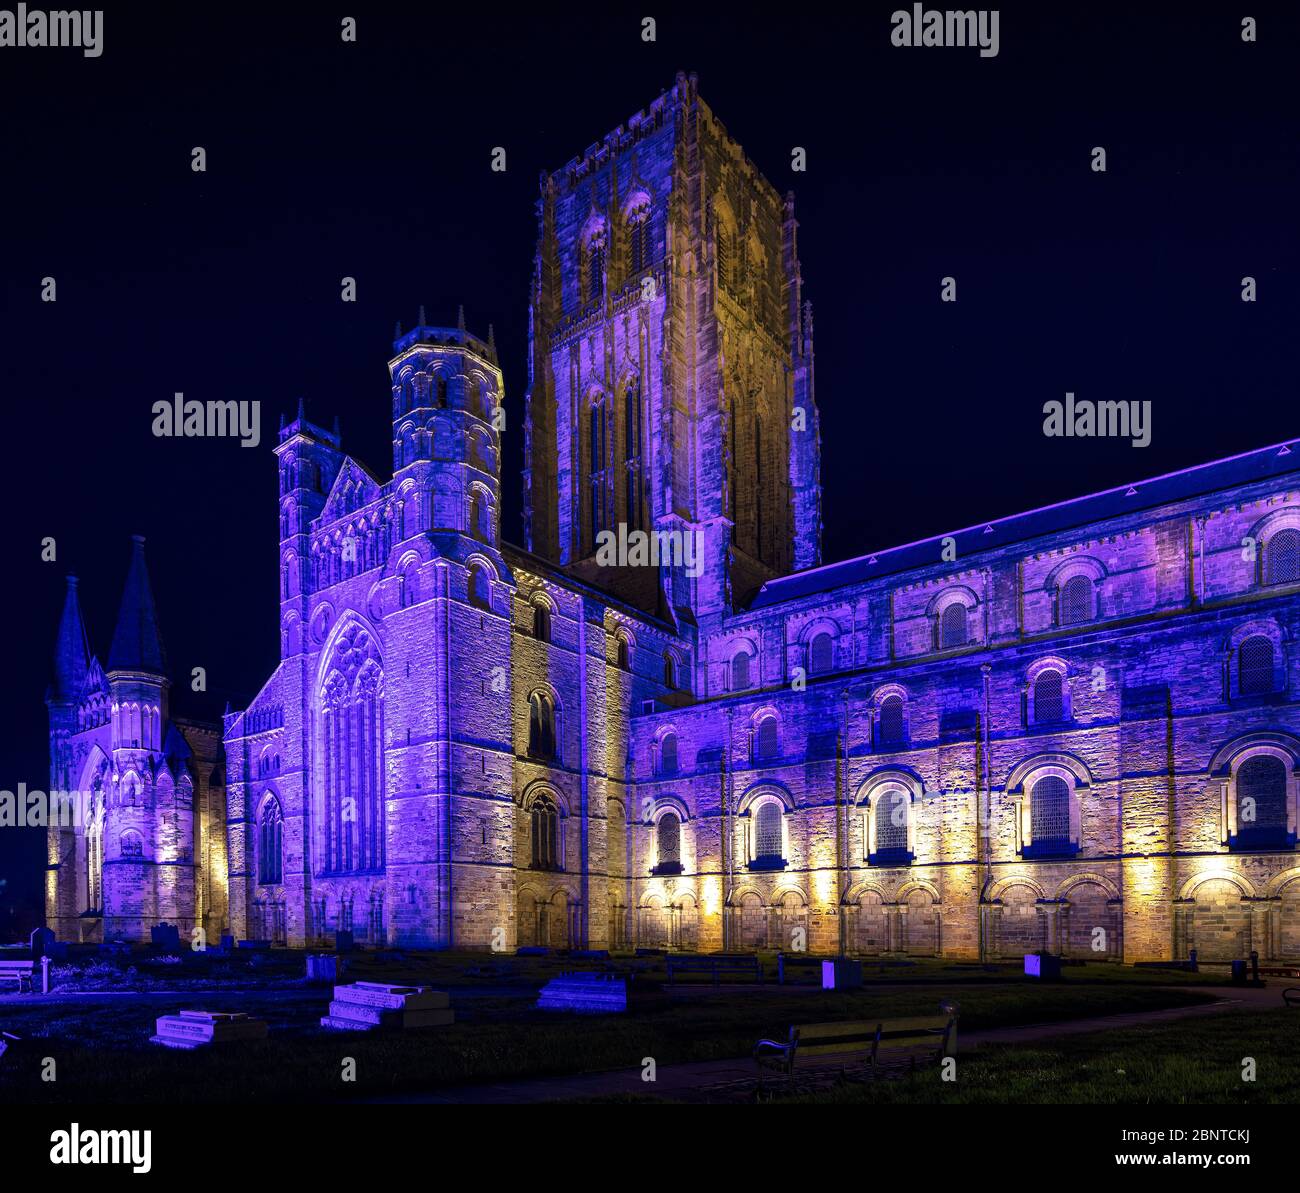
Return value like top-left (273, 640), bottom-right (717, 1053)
top-left (388, 318), bottom-right (504, 552)
top-left (104, 536), bottom-right (172, 938)
top-left (274, 402), bottom-right (345, 656)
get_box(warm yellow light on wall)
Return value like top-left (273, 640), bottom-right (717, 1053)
top-left (701, 874), bottom-right (721, 918)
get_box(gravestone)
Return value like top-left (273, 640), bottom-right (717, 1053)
top-left (29, 928), bottom-right (55, 957)
top-left (320, 982), bottom-right (453, 1031)
top-left (150, 1011), bottom-right (268, 1049)
top-left (537, 972), bottom-right (630, 1013)
top-left (820, 958), bottom-right (863, 990)
top-left (1024, 952), bottom-right (1063, 980)
top-left (306, 954), bottom-right (348, 983)
top-left (151, 923), bottom-right (181, 953)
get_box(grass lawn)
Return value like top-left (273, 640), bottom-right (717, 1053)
top-left (0, 947), bottom-right (1224, 1103)
top-left (772, 1008), bottom-right (1300, 1104)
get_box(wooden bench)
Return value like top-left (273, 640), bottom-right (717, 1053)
top-left (666, 953), bottom-right (764, 985)
top-left (0, 961), bottom-right (36, 994)
top-left (755, 1004), bottom-right (959, 1083)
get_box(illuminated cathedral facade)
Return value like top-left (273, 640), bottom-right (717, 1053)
top-left (48, 75), bottom-right (1300, 962)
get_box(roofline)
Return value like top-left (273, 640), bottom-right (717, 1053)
top-left (754, 437), bottom-right (1300, 608)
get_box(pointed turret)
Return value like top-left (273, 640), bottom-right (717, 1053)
top-left (51, 575), bottom-right (90, 702)
top-left (107, 536), bottom-right (168, 675)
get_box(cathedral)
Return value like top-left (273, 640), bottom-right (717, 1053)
top-left (47, 74), bottom-right (1300, 962)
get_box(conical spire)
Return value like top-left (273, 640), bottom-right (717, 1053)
top-left (107, 536), bottom-right (167, 675)
top-left (51, 575), bottom-right (90, 701)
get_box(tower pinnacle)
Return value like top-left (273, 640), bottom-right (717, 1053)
top-left (107, 536), bottom-right (168, 675)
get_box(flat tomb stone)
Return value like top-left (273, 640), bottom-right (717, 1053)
top-left (150, 1011), bottom-right (268, 1049)
top-left (537, 973), bottom-right (629, 1013)
top-left (319, 982), bottom-right (454, 1031)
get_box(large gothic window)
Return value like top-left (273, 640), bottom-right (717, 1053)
top-left (527, 691), bottom-right (557, 761)
top-left (319, 625), bottom-right (385, 875)
top-left (1234, 755), bottom-right (1289, 847)
top-left (259, 798), bottom-right (284, 885)
top-left (1265, 528), bottom-right (1300, 585)
top-left (1239, 635), bottom-right (1276, 696)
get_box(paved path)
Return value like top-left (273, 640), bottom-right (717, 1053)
top-left (373, 986), bottom-right (1281, 1104)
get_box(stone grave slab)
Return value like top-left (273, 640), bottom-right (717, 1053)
top-left (320, 981), bottom-right (453, 1032)
top-left (150, 1010), bottom-right (268, 1049)
top-left (537, 971), bottom-right (629, 1013)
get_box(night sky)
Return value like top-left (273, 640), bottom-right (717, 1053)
top-left (2, 2), bottom-right (1297, 934)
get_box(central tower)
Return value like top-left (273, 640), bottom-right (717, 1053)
top-left (523, 72), bottom-right (821, 626)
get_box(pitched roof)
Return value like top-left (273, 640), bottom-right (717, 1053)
top-left (751, 439), bottom-right (1300, 610)
top-left (107, 536), bottom-right (168, 674)
top-left (50, 575), bottom-right (90, 701)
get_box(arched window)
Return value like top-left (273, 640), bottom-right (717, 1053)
top-left (624, 377), bottom-right (644, 530)
top-left (527, 692), bottom-right (557, 761)
top-left (1034, 669), bottom-right (1065, 722)
top-left (1265, 528), bottom-right (1300, 586)
top-left (716, 220), bottom-right (734, 293)
top-left (436, 376), bottom-right (449, 407)
top-left (754, 716), bottom-right (779, 761)
top-left (809, 632), bottom-right (833, 675)
top-left (628, 205), bottom-right (651, 275)
top-left (469, 565), bottom-right (491, 610)
top-left (939, 602), bottom-right (968, 649)
top-left (588, 396), bottom-right (609, 546)
top-left (659, 732), bottom-right (679, 777)
top-left (532, 603), bottom-right (551, 643)
top-left (259, 799), bottom-right (284, 886)
top-left (1030, 776), bottom-right (1071, 853)
top-left (319, 627), bottom-right (385, 875)
top-left (874, 788), bottom-right (910, 858)
top-left (663, 652), bottom-right (677, 688)
top-left (1235, 755), bottom-right (1289, 845)
top-left (754, 801), bottom-right (784, 865)
top-left (878, 694), bottom-right (905, 747)
top-left (615, 636), bottom-right (630, 670)
top-left (1059, 575), bottom-right (1093, 625)
top-left (731, 650), bottom-right (752, 691)
top-left (1239, 635), bottom-right (1275, 696)
top-left (399, 563), bottom-right (417, 609)
top-left (655, 812), bottom-right (681, 873)
top-left (585, 229), bottom-right (607, 303)
top-left (531, 796), bottom-right (560, 870)
top-left (470, 491), bottom-right (486, 541)
top-left (120, 830), bottom-right (143, 859)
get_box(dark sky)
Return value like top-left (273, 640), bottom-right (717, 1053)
top-left (2, 2), bottom-right (1298, 933)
